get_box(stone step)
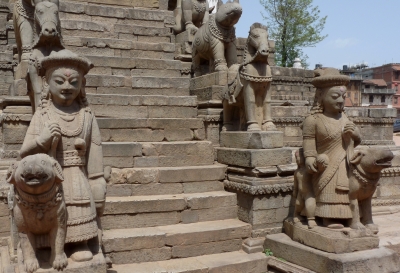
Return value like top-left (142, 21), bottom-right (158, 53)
top-left (102, 141), bottom-right (215, 168)
top-left (101, 191), bottom-right (238, 230)
top-left (109, 251), bottom-right (269, 273)
top-left (87, 94), bottom-right (196, 107)
top-left (98, 117), bottom-right (204, 142)
top-left (94, 87), bottom-right (190, 96)
top-left (107, 164), bottom-right (226, 197)
top-left (102, 219), bottom-right (251, 264)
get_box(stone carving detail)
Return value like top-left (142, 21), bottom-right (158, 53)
top-left (16, 49), bottom-right (107, 270)
top-left (172, 0), bottom-right (210, 34)
top-left (294, 68), bottom-right (393, 232)
top-left (28, 0), bottom-right (64, 112)
top-left (7, 154), bottom-right (67, 273)
top-left (224, 180), bottom-right (293, 195)
top-left (222, 23), bottom-right (275, 132)
top-left (14, 0), bottom-right (60, 62)
top-left (192, 0), bottom-right (242, 76)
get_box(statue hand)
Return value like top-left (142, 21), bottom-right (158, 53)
top-left (305, 157), bottom-right (318, 173)
top-left (343, 122), bottom-right (357, 139)
top-left (38, 122), bottom-right (61, 149)
top-left (89, 177), bottom-right (107, 216)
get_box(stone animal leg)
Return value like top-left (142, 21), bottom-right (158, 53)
top-left (211, 42), bottom-right (228, 72)
top-left (225, 41), bottom-right (238, 68)
top-left (360, 198), bottom-right (378, 234)
top-left (15, 17), bottom-right (34, 61)
top-left (172, 0), bottom-right (184, 34)
top-left (192, 52), bottom-right (202, 77)
top-left (242, 81), bottom-right (260, 131)
top-left (222, 99), bottom-right (234, 131)
top-left (28, 62), bottom-right (43, 112)
top-left (20, 232), bottom-right (39, 273)
top-left (261, 82), bottom-right (276, 131)
top-left (349, 196), bottom-right (365, 230)
top-left (49, 209), bottom-right (68, 271)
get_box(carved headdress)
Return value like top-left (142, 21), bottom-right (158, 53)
top-left (311, 68), bottom-right (350, 113)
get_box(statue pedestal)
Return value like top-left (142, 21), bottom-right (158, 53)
top-left (220, 131), bottom-right (283, 149)
top-left (265, 233), bottom-right (400, 273)
top-left (284, 218), bottom-right (379, 253)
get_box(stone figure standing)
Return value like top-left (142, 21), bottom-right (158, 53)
top-left (19, 49), bottom-right (107, 262)
top-left (302, 68), bottom-right (361, 229)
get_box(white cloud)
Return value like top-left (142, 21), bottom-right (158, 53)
top-left (330, 38), bottom-right (358, 48)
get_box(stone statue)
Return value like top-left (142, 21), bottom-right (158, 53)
top-left (302, 68), bottom-right (361, 229)
top-left (14, 0), bottom-right (59, 62)
top-left (19, 49), bottom-right (107, 264)
top-left (222, 23), bottom-right (275, 132)
top-left (348, 147), bottom-right (393, 233)
top-left (192, 0), bottom-right (242, 76)
top-left (172, 0), bottom-right (210, 35)
top-left (7, 153), bottom-right (66, 273)
top-left (28, 0), bottom-right (64, 112)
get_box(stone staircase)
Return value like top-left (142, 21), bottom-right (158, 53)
top-left (49, 1), bottom-right (269, 272)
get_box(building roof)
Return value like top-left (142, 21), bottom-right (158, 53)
top-left (363, 79), bottom-right (387, 87)
top-left (393, 65), bottom-right (400, 71)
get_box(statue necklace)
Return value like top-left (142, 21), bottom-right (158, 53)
top-left (47, 101), bottom-right (85, 137)
top-left (192, 0), bottom-right (207, 13)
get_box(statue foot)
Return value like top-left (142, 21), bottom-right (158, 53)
top-left (365, 223), bottom-right (379, 234)
top-left (262, 121), bottom-right (277, 131)
top-left (24, 258), bottom-right (40, 273)
top-left (323, 218), bottom-right (344, 229)
top-left (247, 123), bottom-right (261, 131)
top-left (52, 253), bottom-right (68, 270)
top-left (308, 219), bottom-right (317, 229)
top-left (21, 53), bottom-right (31, 61)
top-left (222, 123), bottom-right (234, 132)
top-left (70, 241), bottom-right (93, 262)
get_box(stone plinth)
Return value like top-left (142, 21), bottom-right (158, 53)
top-left (284, 219), bottom-right (379, 254)
top-left (217, 147), bottom-right (292, 168)
top-left (265, 233), bottom-right (400, 273)
top-left (220, 131), bottom-right (283, 149)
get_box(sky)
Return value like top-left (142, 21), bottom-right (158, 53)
top-left (226, 0), bottom-right (400, 70)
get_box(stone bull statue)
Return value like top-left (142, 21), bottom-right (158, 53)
top-left (27, 0), bottom-right (64, 112)
top-left (14, 0), bottom-right (59, 62)
top-left (172, 0), bottom-right (210, 34)
top-left (192, 0), bottom-right (242, 77)
top-left (222, 23), bottom-right (276, 132)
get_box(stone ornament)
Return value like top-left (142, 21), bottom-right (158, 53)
top-left (7, 153), bottom-right (66, 273)
top-left (14, 0), bottom-right (60, 62)
top-left (172, 0), bottom-right (210, 35)
top-left (192, 0), bottom-right (242, 76)
top-left (294, 68), bottom-right (394, 232)
top-left (17, 49), bottom-right (107, 270)
top-left (222, 23), bottom-right (275, 132)
top-left (27, 0), bottom-right (64, 112)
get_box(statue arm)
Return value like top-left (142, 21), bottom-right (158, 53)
top-left (20, 112), bottom-right (49, 158)
top-left (182, 0), bottom-right (196, 30)
top-left (302, 116), bottom-right (318, 173)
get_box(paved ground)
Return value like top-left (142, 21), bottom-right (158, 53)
top-left (376, 211), bottom-right (400, 255)
top-left (394, 133), bottom-right (400, 146)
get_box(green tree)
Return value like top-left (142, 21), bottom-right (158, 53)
top-left (260, 0), bottom-right (327, 67)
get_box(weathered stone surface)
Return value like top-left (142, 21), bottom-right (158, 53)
top-left (159, 165), bottom-right (226, 183)
top-left (102, 212), bottom-right (180, 230)
top-left (284, 219), bottom-right (379, 253)
top-left (108, 247), bottom-right (171, 264)
top-left (266, 233), bottom-right (400, 273)
top-left (171, 239), bottom-right (242, 258)
top-left (217, 147), bottom-right (293, 167)
top-left (102, 142), bottom-right (142, 157)
top-left (220, 131), bottom-right (284, 149)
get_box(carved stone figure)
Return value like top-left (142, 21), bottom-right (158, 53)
top-left (172, 0), bottom-right (210, 34)
top-left (13, 0), bottom-right (59, 62)
top-left (19, 49), bottom-right (107, 264)
top-left (302, 68), bottom-right (361, 229)
top-left (222, 23), bottom-right (275, 131)
top-left (192, 0), bottom-right (242, 76)
top-left (28, 0), bottom-right (64, 112)
top-left (348, 147), bottom-right (393, 233)
top-left (7, 153), bottom-right (66, 273)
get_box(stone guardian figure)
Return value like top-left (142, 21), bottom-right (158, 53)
top-left (19, 49), bottom-right (107, 264)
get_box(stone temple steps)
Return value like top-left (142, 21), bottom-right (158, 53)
top-left (102, 219), bottom-right (251, 264)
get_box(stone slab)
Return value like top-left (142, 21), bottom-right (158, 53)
top-left (265, 233), bottom-right (400, 273)
top-left (220, 131), bottom-right (284, 149)
top-left (217, 147), bottom-right (293, 167)
top-left (284, 219), bottom-right (379, 253)
top-left (190, 71), bottom-right (236, 90)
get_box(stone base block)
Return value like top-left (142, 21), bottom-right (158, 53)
top-left (220, 131), bottom-right (283, 149)
top-left (265, 233), bottom-right (400, 273)
top-left (217, 147), bottom-right (293, 167)
top-left (284, 219), bottom-right (379, 253)
top-left (190, 71), bottom-right (237, 90)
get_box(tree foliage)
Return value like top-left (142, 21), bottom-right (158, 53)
top-left (260, 0), bottom-right (327, 68)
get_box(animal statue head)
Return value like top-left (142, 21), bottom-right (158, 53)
top-left (32, 1), bottom-right (63, 48)
top-left (247, 23), bottom-right (269, 58)
top-left (7, 153), bottom-right (64, 195)
top-left (349, 148), bottom-right (393, 174)
top-left (215, 0), bottom-right (242, 28)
